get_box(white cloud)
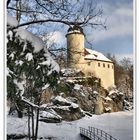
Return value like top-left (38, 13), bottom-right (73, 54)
top-left (43, 31), bottom-right (66, 47)
top-left (87, 2), bottom-right (133, 43)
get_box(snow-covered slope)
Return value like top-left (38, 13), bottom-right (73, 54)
top-left (7, 111), bottom-right (133, 140)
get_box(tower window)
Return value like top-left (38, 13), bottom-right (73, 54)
top-left (103, 63), bottom-right (105, 67)
top-left (112, 65), bottom-right (114, 69)
top-left (98, 63), bottom-right (100, 67)
top-left (108, 64), bottom-right (110, 68)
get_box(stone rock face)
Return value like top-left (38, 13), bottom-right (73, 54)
top-left (105, 89), bottom-right (124, 112)
top-left (39, 84), bottom-right (128, 121)
top-left (53, 106), bottom-right (84, 121)
top-left (94, 96), bottom-right (104, 115)
top-left (70, 88), bottom-right (104, 115)
top-left (40, 95), bottom-right (84, 121)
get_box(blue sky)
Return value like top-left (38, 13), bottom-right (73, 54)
top-left (87, 0), bottom-right (133, 60)
top-left (44, 0), bottom-right (133, 60)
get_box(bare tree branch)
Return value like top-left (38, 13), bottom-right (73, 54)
top-left (7, 0), bottom-right (11, 8)
top-left (12, 18), bottom-right (105, 30)
top-left (7, 6), bottom-right (43, 14)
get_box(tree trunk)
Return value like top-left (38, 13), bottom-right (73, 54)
top-left (27, 107), bottom-right (31, 140)
top-left (15, 103), bottom-right (23, 118)
top-left (31, 106), bottom-right (35, 139)
top-left (34, 94), bottom-right (41, 140)
top-left (35, 108), bottom-right (39, 140)
top-left (17, 109), bottom-right (23, 118)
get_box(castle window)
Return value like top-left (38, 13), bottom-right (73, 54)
top-left (103, 63), bottom-right (105, 67)
top-left (98, 63), bottom-right (100, 67)
top-left (88, 62), bottom-right (91, 66)
top-left (112, 65), bottom-right (114, 69)
top-left (108, 64), bottom-right (110, 68)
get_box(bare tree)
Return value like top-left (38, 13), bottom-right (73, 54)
top-left (120, 57), bottom-right (133, 95)
top-left (7, 0), bottom-right (105, 31)
top-left (107, 54), bottom-right (133, 98)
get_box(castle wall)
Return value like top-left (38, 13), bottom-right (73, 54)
top-left (92, 60), bottom-right (115, 89)
top-left (72, 59), bottom-right (115, 89)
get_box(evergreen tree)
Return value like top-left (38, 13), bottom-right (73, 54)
top-left (7, 22), bottom-right (59, 139)
top-left (7, 27), bottom-right (59, 105)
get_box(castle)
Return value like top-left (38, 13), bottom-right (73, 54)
top-left (66, 25), bottom-right (115, 89)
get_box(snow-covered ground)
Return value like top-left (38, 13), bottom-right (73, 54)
top-left (7, 111), bottom-right (133, 140)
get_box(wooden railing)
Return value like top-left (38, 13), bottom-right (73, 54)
top-left (88, 126), bottom-right (118, 140)
top-left (80, 127), bottom-right (102, 140)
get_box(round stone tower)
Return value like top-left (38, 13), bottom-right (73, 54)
top-left (66, 25), bottom-right (85, 68)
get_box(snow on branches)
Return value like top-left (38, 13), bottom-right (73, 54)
top-left (7, 15), bottom-right (60, 105)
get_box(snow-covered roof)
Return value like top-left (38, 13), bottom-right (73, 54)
top-left (85, 48), bottom-right (112, 62)
top-left (67, 25), bottom-right (84, 35)
top-left (67, 30), bottom-right (81, 35)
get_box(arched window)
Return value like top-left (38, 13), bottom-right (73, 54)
top-left (98, 63), bottom-right (100, 67)
top-left (103, 63), bottom-right (105, 67)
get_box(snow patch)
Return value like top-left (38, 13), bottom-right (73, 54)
top-left (61, 68), bottom-right (81, 77)
top-left (8, 30), bottom-right (13, 40)
top-left (67, 30), bottom-right (81, 34)
top-left (14, 79), bottom-right (26, 96)
top-left (105, 107), bottom-right (112, 111)
top-left (105, 96), bottom-right (112, 101)
top-left (93, 91), bottom-right (98, 94)
top-left (52, 96), bottom-right (79, 110)
top-left (36, 65), bottom-right (40, 69)
top-left (54, 96), bottom-right (69, 103)
top-left (70, 103), bottom-right (79, 109)
top-left (25, 53), bottom-right (33, 61)
top-left (39, 60), bottom-right (50, 66)
top-left (109, 89), bottom-right (117, 96)
top-left (40, 110), bottom-right (62, 119)
top-left (7, 68), bottom-right (14, 77)
top-left (9, 52), bottom-right (15, 60)
top-left (21, 96), bottom-right (39, 108)
top-left (15, 60), bottom-right (23, 66)
top-left (7, 15), bottom-right (18, 27)
top-left (15, 28), bottom-right (44, 52)
top-left (74, 84), bottom-right (82, 90)
top-left (42, 84), bottom-right (50, 90)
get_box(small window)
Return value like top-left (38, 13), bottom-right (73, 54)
top-left (103, 63), bottom-right (105, 67)
top-left (98, 63), bottom-right (100, 67)
top-left (88, 62), bottom-right (90, 66)
top-left (112, 65), bottom-right (114, 69)
top-left (108, 64), bottom-right (110, 68)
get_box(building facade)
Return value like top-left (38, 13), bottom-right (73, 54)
top-left (66, 26), bottom-right (115, 89)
